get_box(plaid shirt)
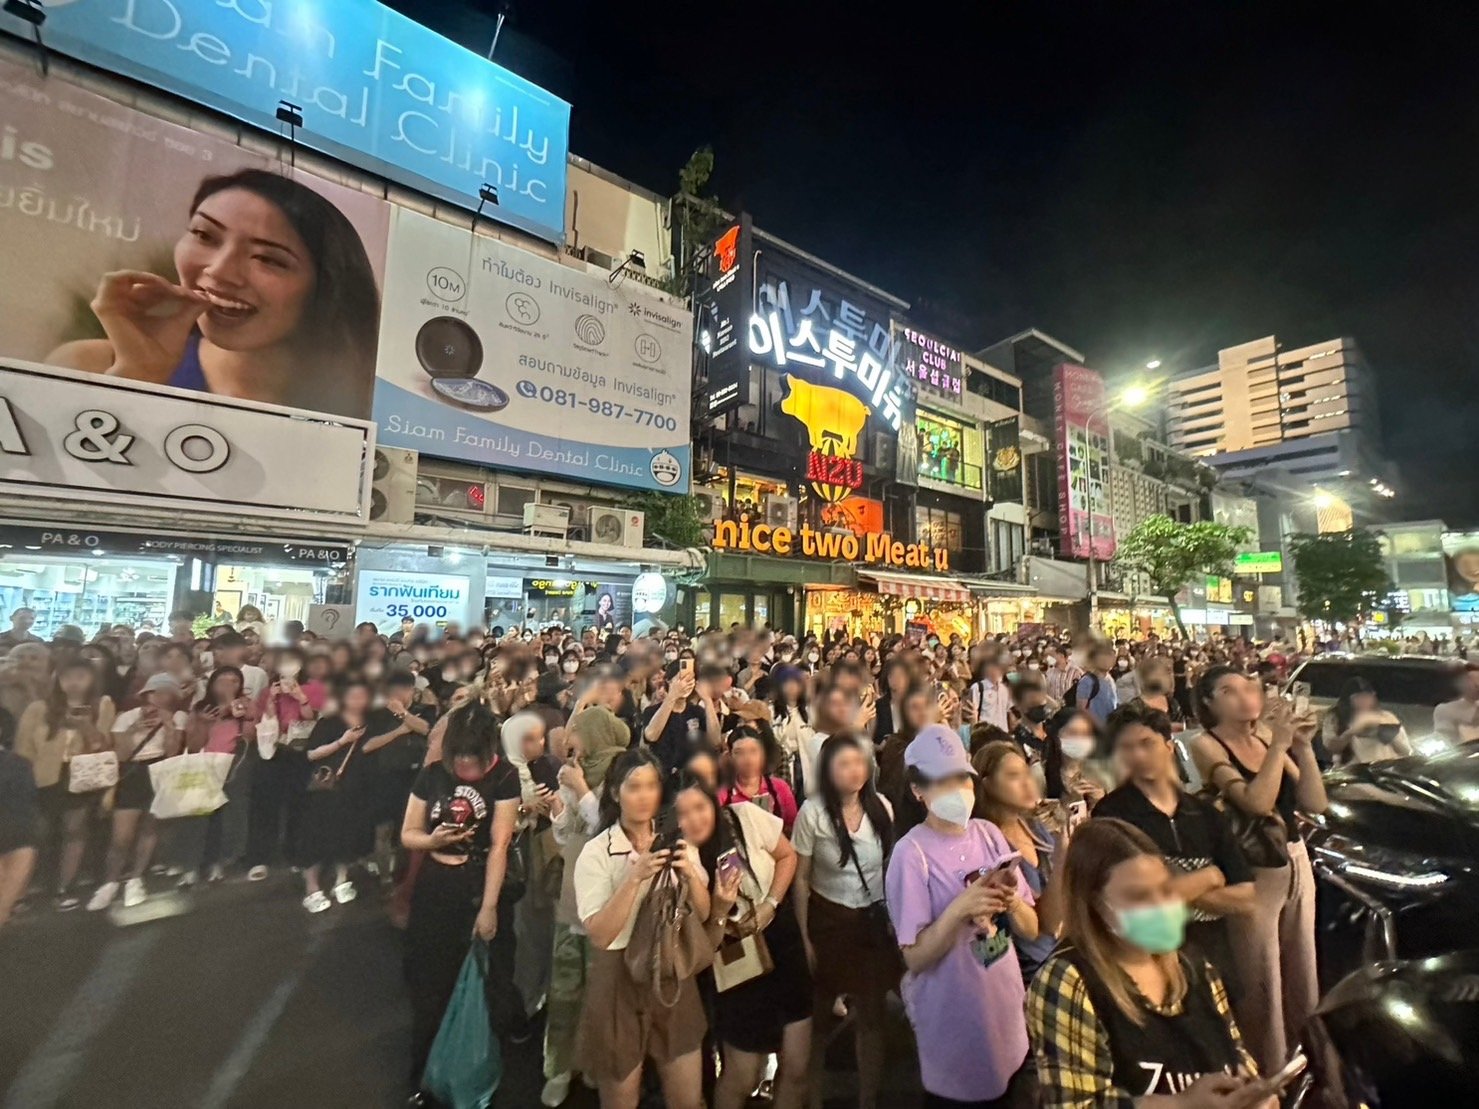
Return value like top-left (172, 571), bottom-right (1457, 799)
top-left (1026, 951), bottom-right (1256, 1108)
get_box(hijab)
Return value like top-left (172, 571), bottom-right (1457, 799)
top-left (569, 706), bottom-right (630, 792)
top-left (501, 710), bottom-right (545, 804)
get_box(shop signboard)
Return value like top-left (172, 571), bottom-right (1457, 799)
top-left (712, 514), bottom-right (950, 572)
top-left (4, 0), bottom-right (571, 244)
top-left (750, 235), bottom-right (913, 433)
top-left (373, 208), bottom-right (692, 493)
top-left (355, 568), bottom-right (471, 633)
top-left (698, 219), bottom-right (751, 418)
top-left (0, 360), bottom-right (371, 524)
top-left (306, 604), bottom-right (355, 637)
top-left (0, 525), bottom-right (351, 565)
top-left (896, 326), bottom-right (963, 398)
top-left (1442, 531), bottom-right (1479, 614)
top-left (1234, 551), bottom-right (1283, 574)
top-left (1053, 364), bottom-right (1114, 560)
top-left (0, 56), bottom-right (390, 426)
top-left (819, 496), bottom-right (885, 537)
top-left (987, 417), bottom-right (1024, 504)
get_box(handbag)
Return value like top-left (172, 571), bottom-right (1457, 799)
top-left (148, 751), bottom-right (234, 819)
top-left (307, 734), bottom-right (358, 793)
top-left (712, 930), bottom-right (774, 993)
top-left (622, 864), bottom-right (714, 1008)
top-left (1200, 762), bottom-right (1290, 869)
top-left (67, 749), bottom-right (120, 794)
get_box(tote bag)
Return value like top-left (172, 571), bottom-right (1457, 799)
top-left (148, 751), bottom-right (235, 820)
top-left (66, 751), bottom-right (120, 794)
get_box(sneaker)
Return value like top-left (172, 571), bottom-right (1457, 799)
top-left (122, 878), bottom-right (147, 908)
top-left (177, 870), bottom-right (198, 889)
top-left (55, 894), bottom-right (80, 912)
top-left (207, 864), bottom-right (226, 884)
top-left (540, 1073), bottom-right (572, 1106)
top-left (86, 882), bottom-right (119, 912)
top-left (331, 880), bottom-right (357, 905)
top-left (247, 865), bottom-right (269, 882)
top-left (303, 891), bottom-right (331, 914)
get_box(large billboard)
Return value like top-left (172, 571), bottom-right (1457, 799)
top-left (2, 0), bottom-right (570, 244)
top-left (0, 56), bottom-right (390, 424)
top-left (373, 208), bottom-right (692, 493)
top-left (1053, 364), bottom-right (1114, 560)
top-left (1443, 532), bottom-right (1479, 614)
top-left (987, 416), bottom-right (1023, 505)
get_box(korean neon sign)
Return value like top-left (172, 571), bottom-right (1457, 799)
top-left (806, 450), bottom-right (864, 491)
top-left (748, 311), bottom-right (909, 430)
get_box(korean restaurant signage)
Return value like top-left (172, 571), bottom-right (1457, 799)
top-left (0, 359), bottom-right (371, 524)
top-left (699, 220), bottom-right (750, 418)
top-left (713, 515), bottom-right (950, 571)
top-left (749, 237), bottom-right (913, 432)
top-left (1053, 364), bottom-right (1114, 560)
top-left (806, 450), bottom-right (864, 491)
top-left (0, 525), bottom-right (351, 565)
top-left (6, 0), bottom-right (571, 243)
top-left (896, 327), bottom-right (963, 398)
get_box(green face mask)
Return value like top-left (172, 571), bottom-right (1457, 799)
top-left (1111, 898), bottom-right (1187, 954)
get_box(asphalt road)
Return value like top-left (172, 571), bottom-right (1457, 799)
top-left (0, 873), bottom-right (924, 1108)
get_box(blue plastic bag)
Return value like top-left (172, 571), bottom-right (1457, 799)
top-left (422, 943), bottom-right (501, 1109)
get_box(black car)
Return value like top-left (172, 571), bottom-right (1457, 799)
top-left (1300, 741), bottom-right (1479, 986)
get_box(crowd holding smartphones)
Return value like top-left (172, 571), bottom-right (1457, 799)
top-left (0, 603), bottom-right (1439, 1108)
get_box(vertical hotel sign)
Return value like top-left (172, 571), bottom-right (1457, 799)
top-left (1053, 364), bottom-right (1115, 560)
top-left (2, 0), bottom-right (571, 244)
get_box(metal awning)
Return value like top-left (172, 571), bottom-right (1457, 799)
top-left (859, 571), bottom-right (972, 603)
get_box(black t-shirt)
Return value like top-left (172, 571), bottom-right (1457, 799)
top-left (642, 701), bottom-right (710, 772)
top-left (411, 758), bottom-right (520, 860)
top-left (364, 704), bottom-right (438, 774)
top-left (306, 715), bottom-right (374, 785)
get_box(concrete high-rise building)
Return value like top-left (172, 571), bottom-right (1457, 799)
top-left (1163, 336), bottom-right (1386, 487)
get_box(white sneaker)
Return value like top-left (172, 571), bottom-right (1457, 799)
top-left (540, 1073), bottom-right (572, 1106)
top-left (122, 878), bottom-right (147, 908)
top-left (177, 870), bottom-right (198, 889)
top-left (86, 882), bottom-right (119, 912)
top-left (303, 891), bottom-right (331, 914)
top-left (247, 865), bottom-right (268, 882)
top-left (207, 864), bottom-right (226, 883)
top-left (331, 880), bottom-right (357, 905)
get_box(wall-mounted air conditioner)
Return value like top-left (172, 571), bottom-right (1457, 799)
top-left (765, 495), bottom-right (799, 531)
top-left (589, 507), bottom-right (645, 548)
top-left (523, 502), bottom-right (571, 537)
top-left (370, 447), bottom-right (418, 523)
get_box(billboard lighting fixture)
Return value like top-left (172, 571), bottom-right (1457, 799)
top-left (4, 0), bottom-right (48, 76)
top-left (608, 250), bottom-right (647, 286)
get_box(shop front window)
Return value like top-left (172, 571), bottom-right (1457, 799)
top-left (916, 505), bottom-right (965, 556)
top-left (718, 592), bottom-right (748, 629)
top-left (692, 590), bottom-right (711, 631)
top-left (915, 411), bottom-right (983, 490)
top-left (753, 594), bottom-right (770, 629)
top-left (0, 556), bottom-right (178, 639)
top-left (215, 563), bottom-right (343, 630)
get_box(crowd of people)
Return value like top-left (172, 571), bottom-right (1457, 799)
top-left (0, 601), bottom-right (1474, 1108)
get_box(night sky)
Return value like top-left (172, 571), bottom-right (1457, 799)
top-left (401, 1), bottom-right (1479, 522)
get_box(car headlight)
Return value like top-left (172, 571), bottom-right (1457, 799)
top-left (1310, 832), bottom-right (1461, 897)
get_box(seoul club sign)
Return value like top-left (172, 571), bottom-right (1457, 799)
top-left (713, 515), bottom-right (950, 572)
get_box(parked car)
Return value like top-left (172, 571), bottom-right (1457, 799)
top-left (1285, 654), bottom-right (1465, 747)
top-left (1299, 740), bottom-right (1479, 987)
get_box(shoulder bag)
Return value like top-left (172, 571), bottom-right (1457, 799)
top-left (622, 861), bottom-right (714, 1007)
top-left (710, 808), bottom-right (776, 993)
top-left (846, 834), bottom-right (898, 949)
top-left (67, 720), bottom-right (165, 795)
top-left (307, 733), bottom-right (358, 792)
top-left (1198, 754), bottom-right (1290, 870)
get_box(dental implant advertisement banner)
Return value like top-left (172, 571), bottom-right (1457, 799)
top-left (371, 208), bottom-right (693, 494)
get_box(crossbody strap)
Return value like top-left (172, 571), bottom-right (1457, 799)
top-left (121, 720), bottom-right (168, 765)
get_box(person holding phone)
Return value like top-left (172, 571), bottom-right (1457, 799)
top-left (401, 701), bottom-right (521, 1089)
top-left (1323, 677), bottom-right (1411, 766)
top-left (886, 724), bottom-right (1039, 1106)
top-left (1027, 819), bottom-right (1277, 1109)
top-left (718, 724), bottom-right (799, 835)
top-left (245, 647), bottom-right (325, 882)
top-left (298, 679), bottom-right (375, 913)
top-left (643, 662), bottom-right (720, 775)
top-left (180, 666), bottom-right (258, 886)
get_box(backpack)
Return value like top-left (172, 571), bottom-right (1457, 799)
top-left (1064, 673), bottom-right (1100, 709)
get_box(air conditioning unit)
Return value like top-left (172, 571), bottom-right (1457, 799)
top-left (765, 495), bottom-right (799, 531)
top-left (582, 245), bottom-right (618, 271)
top-left (522, 502), bottom-right (570, 537)
top-left (872, 430), bottom-right (897, 470)
top-left (589, 507), bottom-right (645, 548)
top-left (370, 447), bottom-right (418, 523)
top-left (693, 491), bottom-right (726, 523)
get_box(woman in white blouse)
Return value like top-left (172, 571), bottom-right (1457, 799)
top-left (573, 748), bottom-right (711, 1109)
top-left (792, 733), bottom-right (900, 1109)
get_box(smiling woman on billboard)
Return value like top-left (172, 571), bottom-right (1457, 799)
top-left (47, 170), bottom-right (380, 420)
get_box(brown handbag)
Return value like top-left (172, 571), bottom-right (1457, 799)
top-left (622, 865), bottom-right (714, 1007)
top-left (307, 734), bottom-right (357, 793)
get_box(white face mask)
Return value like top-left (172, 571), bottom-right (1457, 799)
top-left (664, 651), bottom-right (678, 662)
top-left (562, 660), bottom-right (580, 674)
top-left (278, 661), bottom-right (302, 678)
top-left (371, 694), bottom-right (387, 709)
top-left (807, 652), bottom-right (819, 664)
top-left (927, 786), bottom-right (974, 827)
top-left (1060, 736), bottom-right (1096, 761)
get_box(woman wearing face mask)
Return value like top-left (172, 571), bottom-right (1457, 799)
top-left (973, 741), bottom-right (1069, 984)
top-left (792, 735), bottom-right (899, 1109)
top-left (768, 667), bottom-right (813, 796)
top-left (402, 701), bottom-right (521, 1090)
top-left (15, 661), bottom-right (117, 909)
top-left (1027, 820), bottom-right (1272, 1109)
top-left (245, 648), bottom-right (324, 882)
top-left (1190, 666), bottom-right (1325, 1076)
top-left (573, 749), bottom-right (711, 1109)
top-left (1040, 707), bottom-right (1111, 810)
top-left (179, 666), bottom-right (258, 886)
top-left (875, 685), bottom-right (939, 835)
top-left (499, 711), bottom-right (561, 1035)
top-left (886, 724), bottom-right (1040, 1106)
top-left (676, 771), bottom-right (811, 1109)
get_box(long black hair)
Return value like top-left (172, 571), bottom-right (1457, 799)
top-left (671, 770), bottom-right (738, 883)
top-left (188, 169), bottom-right (379, 418)
top-left (1333, 676), bottom-right (1377, 734)
top-left (1042, 705), bottom-right (1101, 802)
top-left (816, 734), bottom-right (895, 871)
top-left (1193, 663), bottom-right (1245, 731)
top-left (439, 699), bottom-right (499, 772)
top-left (192, 665), bottom-right (246, 714)
top-left (596, 747), bottom-right (665, 832)
top-left (726, 722), bottom-right (782, 794)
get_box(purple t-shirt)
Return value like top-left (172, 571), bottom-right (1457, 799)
top-left (885, 818), bottom-right (1034, 1102)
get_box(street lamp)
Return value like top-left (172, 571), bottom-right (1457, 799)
top-left (1145, 359), bottom-right (1162, 371)
top-left (1084, 384), bottom-right (1152, 626)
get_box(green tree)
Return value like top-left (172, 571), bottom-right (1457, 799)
top-left (1289, 529), bottom-right (1392, 625)
top-left (1114, 514), bottom-right (1253, 638)
top-left (662, 146), bottom-right (727, 296)
top-left (621, 491), bottom-right (706, 549)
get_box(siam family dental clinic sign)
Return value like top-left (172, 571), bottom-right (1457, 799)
top-left (2, 0), bottom-right (571, 244)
